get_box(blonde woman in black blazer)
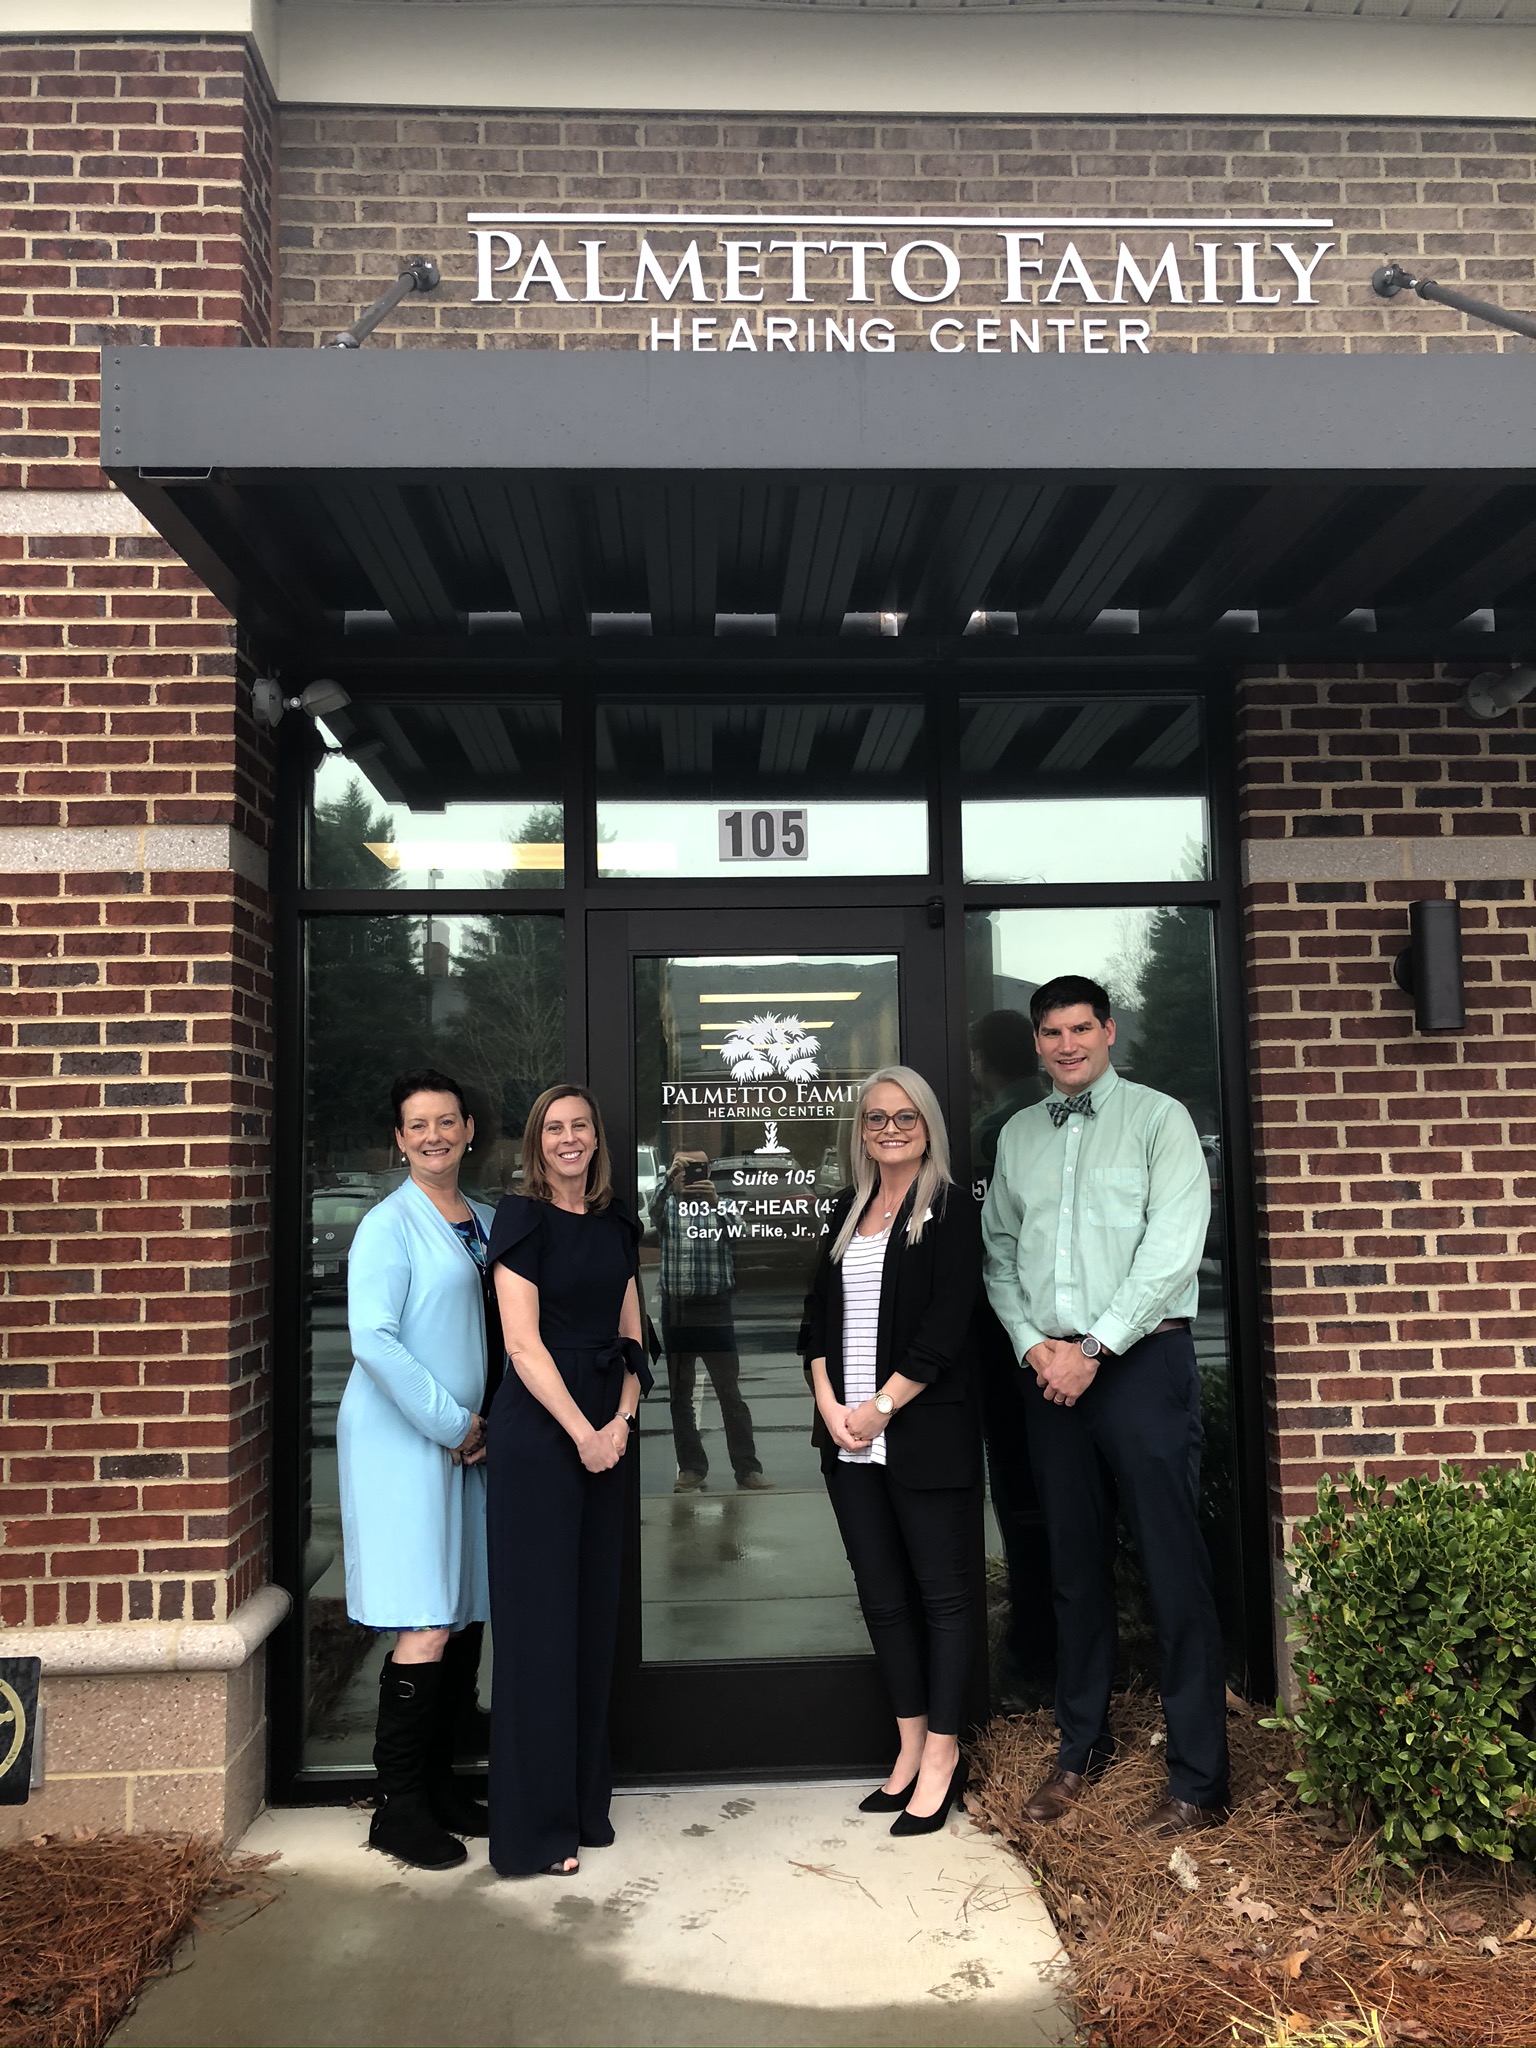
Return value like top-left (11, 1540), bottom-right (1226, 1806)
top-left (801, 1064), bottom-right (983, 1836)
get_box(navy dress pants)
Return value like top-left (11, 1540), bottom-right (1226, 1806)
top-left (1022, 1327), bottom-right (1229, 1808)
top-left (486, 1347), bottom-right (626, 1876)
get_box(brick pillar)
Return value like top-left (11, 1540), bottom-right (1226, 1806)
top-left (1239, 667), bottom-right (1536, 1680)
top-left (0, 37), bottom-right (282, 1840)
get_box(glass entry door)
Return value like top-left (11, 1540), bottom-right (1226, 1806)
top-left (589, 907), bottom-right (952, 1777)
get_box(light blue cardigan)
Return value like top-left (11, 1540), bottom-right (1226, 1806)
top-left (337, 1179), bottom-right (494, 1630)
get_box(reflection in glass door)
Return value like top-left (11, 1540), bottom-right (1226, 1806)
top-left (595, 909), bottom-right (953, 1777)
top-left (635, 954), bottom-right (900, 1667)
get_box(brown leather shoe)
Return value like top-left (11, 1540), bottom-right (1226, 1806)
top-left (1022, 1768), bottom-right (1092, 1824)
top-left (1137, 1796), bottom-right (1231, 1836)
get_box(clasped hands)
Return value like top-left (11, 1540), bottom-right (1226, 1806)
top-left (1025, 1338), bottom-right (1099, 1408)
top-left (577, 1415), bottom-right (631, 1474)
top-left (817, 1394), bottom-right (890, 1454)
top-left (450, 1414), bottom-right (486, 1466)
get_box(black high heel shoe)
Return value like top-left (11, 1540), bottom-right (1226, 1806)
top-left (890, 1757), bottom-right (968, 1838)
top-left (858, 1774), bottom-right (919, 1814)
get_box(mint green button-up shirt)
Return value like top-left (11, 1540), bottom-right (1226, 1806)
top-left (980, 1063), bottom-right (1210, 1363)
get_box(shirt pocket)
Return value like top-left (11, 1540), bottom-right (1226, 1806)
top-left (1081, 1165), bottom-right (1146, 1230)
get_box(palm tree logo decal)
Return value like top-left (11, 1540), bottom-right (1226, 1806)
top-left (718, 1014), bottom-right (821, 1084)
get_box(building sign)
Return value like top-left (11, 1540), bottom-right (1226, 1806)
top-left (467, 210), bottom-right (1335, 354)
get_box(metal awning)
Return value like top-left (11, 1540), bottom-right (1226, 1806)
top-left (102, 349), bottom-right (1536, 668)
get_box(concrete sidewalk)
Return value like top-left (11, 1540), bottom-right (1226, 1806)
top-left (114, 1782), bottom-right (1075, 2047)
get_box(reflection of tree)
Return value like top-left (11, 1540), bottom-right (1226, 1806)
top-left (1127, 906), bottom-right (1218, 1133)
top-left (312, 773), bottom-right (396, 890)
top-left (439, 918), bottom-right (564, 1143)
top-left (309, 917), bottom-right (429, 1169)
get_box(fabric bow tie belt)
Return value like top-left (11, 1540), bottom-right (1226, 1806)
top-left (1048, 1092), bottom-right (1095, 1128)
top-left (595, 1335), bottom-right (655, 1398)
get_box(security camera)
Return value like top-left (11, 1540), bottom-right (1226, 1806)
top-left (1462, 667), bottom-right (1536, 722)
top-left (251, 678), bottom-right (352, 730)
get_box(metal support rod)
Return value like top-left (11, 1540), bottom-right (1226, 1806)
top-left (326, 257), bottom-right (441, 349)
top-left (1372, 262), bottom-right (1536, 344)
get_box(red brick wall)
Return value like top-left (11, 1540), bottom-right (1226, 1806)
top-left (1240, 667), bottom-right (1536, 1556)
top-left (276, 109), bottom-right (1536, 353)
top-left (0, 39), bottom-right (277, 1628)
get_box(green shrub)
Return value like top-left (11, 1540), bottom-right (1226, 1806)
top-left (1272, 1457), bottom-right (1536, 1864)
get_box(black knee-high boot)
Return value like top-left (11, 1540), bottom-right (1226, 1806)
top-left (369, 1659), bottom-right (467, 1870)
top-left (447, 1619), bottom-right (492, 1760)
top-left (429, 1632), bottom-right (490, 1836)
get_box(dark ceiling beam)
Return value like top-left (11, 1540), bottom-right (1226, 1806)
top-left (465, 482), bottom-right (586, 635)
top-left (777, 483), bottom-right (875, 636)
top-left (643, 484), bottom-right (718, 636)
top-left (904, 483), bottom-right (1060, 637)
top-left (320, 483), bottom-right (462, 636)
top-left (1279, 482), bottom-right (1497, 628)
top-left (1144, 485), bottom-right (1346, 633)
top-left (1026, 484), bottom-right (1198, 632)
top-left (1390, 506), bottom-right (1536, 628)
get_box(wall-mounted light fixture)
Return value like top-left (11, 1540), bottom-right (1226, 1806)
top-left (252, 677), bottom-right (351, 731)
top-left (1461, 666), bottom-right (1536, 723)
top-left (1392, 898), bottom-right (1465, 1033)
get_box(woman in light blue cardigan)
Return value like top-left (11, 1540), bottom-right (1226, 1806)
top-left (339, 1067), bottom-right (495, 1872)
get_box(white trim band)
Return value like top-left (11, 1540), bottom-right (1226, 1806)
top-left (4, 1584), bottom-right (292, 1678)
top-left (0, 825), bottom-right (269, 889)
top-left (1244, 837), bottom-right (1536, 884)
top-left (0, 491), bottom-right (153, 539)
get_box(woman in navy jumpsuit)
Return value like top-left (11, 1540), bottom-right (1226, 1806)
top-left (485, 1084), bottom-right (650, 1877)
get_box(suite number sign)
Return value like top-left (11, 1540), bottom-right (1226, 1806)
top-left (718, 808), bottom-right (809, 862)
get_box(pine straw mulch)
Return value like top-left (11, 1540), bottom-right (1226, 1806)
top-left (0, 1832), bottom-right (280, 2048)
top-left (968, 1692), bottom-right (1536, 2048)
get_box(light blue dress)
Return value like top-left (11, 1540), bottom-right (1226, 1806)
top-left (338, 1179), bottom-right (495, 1630)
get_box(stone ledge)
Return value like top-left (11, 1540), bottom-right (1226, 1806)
top-left (1244, 836), bottom-right (1536, 884)
top-left (5, 1584), bottom-right (291, 1677)
top-left (0, 489), bottom-right (153, 537)
top-left (0, 824), bottom-right (269, 889)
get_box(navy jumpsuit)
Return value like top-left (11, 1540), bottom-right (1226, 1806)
top-left (484, 1193), bottom-right (649, 1877)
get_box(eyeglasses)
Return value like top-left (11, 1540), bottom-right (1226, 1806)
top-left (862, 1108), bottom-right (922, 1132)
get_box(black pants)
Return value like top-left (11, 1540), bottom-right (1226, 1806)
top-left (662, 1293), bottom-right (761, 1480)
top-left (485, 1347), bottom-right (626, 1876)
top-left (1023, 1327), bottom-right (1229, 1807)
top-left (978, 1309), bottom-right (1056, 1682)
top-left (823, 1460), bottom-right (973, 1737)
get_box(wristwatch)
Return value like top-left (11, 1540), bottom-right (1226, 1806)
top-left (1078, 1334), bottom-right (1106, 1361)
top-left (873, 1391), bottom-right (895, 1417)
top-left (619, 1411), bottom-right (638, 1432)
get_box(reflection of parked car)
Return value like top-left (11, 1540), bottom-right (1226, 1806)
top-left (310, 1181), bottom-right (389, 1298)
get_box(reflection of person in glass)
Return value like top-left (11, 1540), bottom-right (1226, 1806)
top-left (652, 1150), bottom-right (770, 1494)
top-left (339, 1068), bottom-right (493, 1872)
top-left (981, 974), bottom-right (1227, 1836)
top-left (485, 1086), bottom-right (652, 1877)
top-left (969, 1009), bottom-right (1040, 1181)
top-left (801, 1065), bottom-right (982, 1837)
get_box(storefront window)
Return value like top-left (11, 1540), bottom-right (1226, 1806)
top-left (960, 696), bottom-right (1208, 885)
top-left (596, 700), bottom-right (928, 878)
top-left (299, 912), bottom-right (563, 1769)
top-left (964, 904), bottom-right (1240, 1706)
top-left (307, 699), bottom-right (563, 889)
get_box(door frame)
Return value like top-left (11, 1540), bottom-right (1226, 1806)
top-left (588, 902), bottom-right (986, 1780)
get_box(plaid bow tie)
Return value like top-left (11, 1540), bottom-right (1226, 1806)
top-left (1048, 1092), bottom-right (1094, 1128)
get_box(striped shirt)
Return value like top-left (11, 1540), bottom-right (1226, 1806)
top-left (837, 1227), bottom-right (890, 1468)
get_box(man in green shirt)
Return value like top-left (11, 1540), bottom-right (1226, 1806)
top-left (981, 973), bottom-right (1229, 1836)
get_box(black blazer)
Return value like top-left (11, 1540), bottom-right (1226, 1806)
top-left (798, 1181), bottom-right (983, 1490)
